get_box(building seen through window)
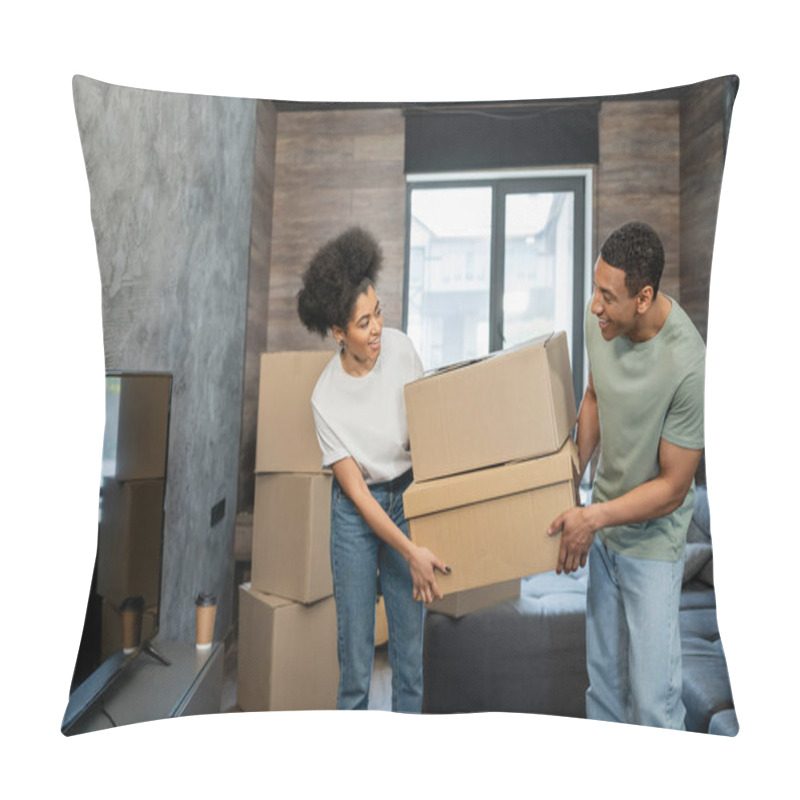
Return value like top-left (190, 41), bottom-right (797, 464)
top-left (405, 175), bottom-right (587, 390)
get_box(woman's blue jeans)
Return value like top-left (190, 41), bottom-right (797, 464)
top-left (329, 469), bottom-right (424, 712)
top-left (585, 537), bottom-right (686, 729)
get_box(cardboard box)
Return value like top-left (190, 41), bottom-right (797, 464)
top-left (234, 511), bottom-right (253, 562)
top-left (96, 478), bottom-right (165, 608)
top-left (236, 584), bottom-right (338, 712)
top-left (255, 350), bottom-right (334, 473)
top-left (404, 332), bottom-right (577, 481)
top-left (375, 595), bottom-right (388, 647)
top-left (403, 439), bottom-right (579, 595)
top-left (106, 373), bottom-right (172, 481)
top-left (427, 579), bottom-right (520, 618)
top-left (251, 473), bottom-right (333, 604)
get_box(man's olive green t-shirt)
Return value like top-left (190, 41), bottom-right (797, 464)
top-left (586, 296), bottom-right (705, 561)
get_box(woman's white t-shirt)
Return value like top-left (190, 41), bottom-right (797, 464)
top-left (311, 327), bottom-right (424, 484)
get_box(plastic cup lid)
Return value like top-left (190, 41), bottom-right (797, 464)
top-left (121, 595), bottom-right (144, 611)
top-left (195, 592), bottom-right (216, 607)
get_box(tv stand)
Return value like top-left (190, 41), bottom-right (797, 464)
top-left (140, 640), bottom-right (171, 666)
top-left (63, 639), bottom-right (223, 735)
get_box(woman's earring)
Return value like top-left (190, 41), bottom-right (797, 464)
top-left (338, 338), bottom-right (344, 351)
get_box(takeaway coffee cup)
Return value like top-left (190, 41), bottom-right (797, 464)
top-left (121, 596), bottom-right (144, 654)
top-left (195, 592), bottom-right (217, 650)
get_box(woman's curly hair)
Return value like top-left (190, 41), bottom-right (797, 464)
top-left (297, 226), bottom-right (383, 337)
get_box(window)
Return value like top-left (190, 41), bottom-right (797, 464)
top-left (403, 171), bottom-right (590, 404)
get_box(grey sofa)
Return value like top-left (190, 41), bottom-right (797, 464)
top-left (422, 486), bottom-right (738, 735)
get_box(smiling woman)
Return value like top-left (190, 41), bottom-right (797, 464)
top-left (333, 285), bottom-right (384, 376)
top-left (296, 226), bottom-right (449, 712)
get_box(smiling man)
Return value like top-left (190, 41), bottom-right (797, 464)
top-left (548, 220), bottom-right (706, 730)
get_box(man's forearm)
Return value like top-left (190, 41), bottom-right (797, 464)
top-left (585, 474), bottom-right (689, 532)
top-left (584, 440), bottom-right (702, 533)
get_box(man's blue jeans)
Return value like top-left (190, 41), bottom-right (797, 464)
top-left (330, 469), bottom-right (424, 712)
top-left (585, 537), bottom-right (686, 729)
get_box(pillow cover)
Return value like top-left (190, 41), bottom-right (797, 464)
top-left (66, 73), bottom-right (738, 735)
top-left (683, 542), bottom-right (714, 585)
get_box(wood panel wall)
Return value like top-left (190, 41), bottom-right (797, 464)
top-left (265, 100), bottom-right (686, 354)
top-left (596, 100), bottom-right (682, 299)
top-left (243, 91), bottom-right (729, 504)
top-left (679, 79), bottom-right (727, 343)
top-left (266, 108), bottom-right (407, 352)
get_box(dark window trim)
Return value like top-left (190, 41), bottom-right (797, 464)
top-left (403, 173), bottom-right (587, 407)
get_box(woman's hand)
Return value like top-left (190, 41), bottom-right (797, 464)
top-left (407, 544), bottom-right (450, 604)
top-left (332, 459), bottom-right (451, 605)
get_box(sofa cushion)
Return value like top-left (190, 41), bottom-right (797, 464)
top-left (708, 708), bottom-right (740, 737)
top-left (680, 606), bottom-right (720, 641)
top-left (696, 558), bottom-right (714, 587)
top-left (521, 566), bottom-right (588, 598)
top-left (681, 635), bottom-right (736, 733)
top-left (679, 583), bottom-right (716, 611)
top-left (687, 485), bottom-right (711, 544)
top-left (422, 571), bottom-right (589, 716)
top-left (683, 542), bottom-right (713, 584)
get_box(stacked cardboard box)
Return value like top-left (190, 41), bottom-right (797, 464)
top-left (403, 332), bottom-right (580, 608)
top-left (237, 351), bottom-right (340, 712)
top-left (374, 595), bottom-right (389, 647)
top-left (96, 373), bottom-right (170, 653)
top-left (238, 583), bottom-right (338, 712)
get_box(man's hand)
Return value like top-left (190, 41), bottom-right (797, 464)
top-left (547, 440), bottom-right (702, 575)
top-left (547, 505), bottom-right (599, 574)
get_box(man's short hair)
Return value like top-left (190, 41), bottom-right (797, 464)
top-left (600, 221), bottom-right (665, 298)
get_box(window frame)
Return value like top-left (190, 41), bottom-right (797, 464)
top-left (402, 168), bottom-right (593, 406)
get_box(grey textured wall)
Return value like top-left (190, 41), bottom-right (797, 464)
top-left (73, 76), bottom-right (256, 643)
top-left (237, 100), bottom-right (277, 514)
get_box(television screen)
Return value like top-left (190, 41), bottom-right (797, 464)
top-left (63, 372), bottom-right (171, 730)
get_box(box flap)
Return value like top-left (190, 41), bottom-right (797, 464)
top-left (241, 583), bottom-right (295, 609)
top-left (410, 332), bottom-right (556, 384)
top-left (544, 331), bottom-right (577, 438)
top-left (404, 332), bottom-right (576, 482)
top-left (404, 438), bottom-right (578, 519)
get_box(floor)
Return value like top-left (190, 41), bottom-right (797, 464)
top-left (219, 635), bottom-right (393, 713)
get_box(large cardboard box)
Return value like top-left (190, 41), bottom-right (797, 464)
top-left (427, 579), bottom-right (520, 618)
top-left (96, 478), bottom-right (165, 609)
top-left (404, 331), bottom-right (577, 482)
top-left (106, 373), bottom-right (172, 481)
top-left (375, 595), bottom-right (388, 647)
top-left (251, 473), bottom-right (333, 604)
top-left (236, 584), bottom-right (338, 712)
top-left (403, 439), bottom-right (579, 595)
top-left (234, 511), bottom-right (253, 562)
top-left (255, 351), bottom-right (334, 474)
